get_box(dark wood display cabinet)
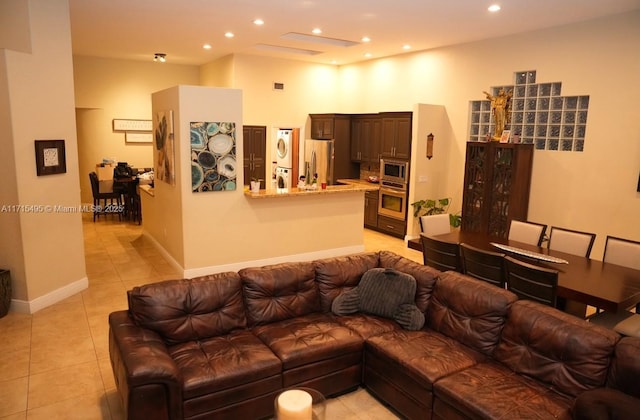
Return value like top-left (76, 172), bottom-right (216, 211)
top-left (351, 115), bottom-right (382, 164)
top-left (242, 125), bottom-right (266, 188)
top-left (309, 114), bottom-right (358, 181)
top-left (461, 141), bottom-right (534, 238)
top-left (381, 112), bottom-right (412, 160)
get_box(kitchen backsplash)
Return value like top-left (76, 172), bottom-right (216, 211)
top-left (360, 162), bottom-right (381, 180)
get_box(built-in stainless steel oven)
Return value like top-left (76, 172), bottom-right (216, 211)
top-left (378, 180), bottom-right (407, 220)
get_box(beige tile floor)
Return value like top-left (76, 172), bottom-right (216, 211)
top-left (0, 214), bottom-right (421, 419)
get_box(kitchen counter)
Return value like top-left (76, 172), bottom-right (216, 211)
top-left (336, 178), bottom-right (381, 190)
top-left (244, 182), bottom-right (378, 198)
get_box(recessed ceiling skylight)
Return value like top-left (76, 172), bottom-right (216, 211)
top-left (281, 32), bottom-right (359, 47)
top-left (254, 44), bottom-right (323, 55)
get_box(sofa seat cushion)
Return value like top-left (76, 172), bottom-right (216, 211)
top-left (434, 361), bottom-right (573, 420)
top-left (252, 312), bottom-right (363, 370)
top-left (366, 329), bottom-right (486, 391)
top-left (495, 300), bottom-right (620, 398)
top-left (572, 388), bottom-right (640, 420)
top-left (169, 329), bottom-right (282, 401)
top-left (334, 313), bottom-right (401, 339)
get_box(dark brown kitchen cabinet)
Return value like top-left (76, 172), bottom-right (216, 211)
top-left (381, 112), bottom-right (412, 160)
top-left (377, 215), bottom-right (406, 238)
top-left (310, 116), bottom-right (334, 140)
top-left (351, 115), bottom-right (382, 163)
top-left (309, 114), bottom-right (358, 182)
top-left (242, 125), bottom-right (266, 188)
top-left (364, 190), bottom-right (379, 228)
top-left (461, 141), bottom-right (534, 238)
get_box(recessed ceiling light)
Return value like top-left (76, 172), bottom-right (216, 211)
top-left (364, 52), bottom-right (372, 58)
top-left (312, 28), bottom-right (322, 34)
top-left (362, 36), bottom-right (371, 43)
top-left (403, 44), bottom-right (411, 50)
top-left (203, 44), bottom-right (212, 50)
top-left (488, 4), bottom-right (501, 12)
top-left (225, 32), bottom-right (234, 38)
top-left (254, 19), bottom-right (264, 26)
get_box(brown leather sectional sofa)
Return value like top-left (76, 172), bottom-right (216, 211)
top-left (109, 251), bottom-right (640, 419)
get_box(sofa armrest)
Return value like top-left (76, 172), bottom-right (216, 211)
top-left (109, 310), bottom-right (182, 420)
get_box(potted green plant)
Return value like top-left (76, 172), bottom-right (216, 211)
top-left (410, 197), bottom-right (462, 228)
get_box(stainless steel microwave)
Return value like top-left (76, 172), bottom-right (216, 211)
top-left (380, 159), bottom-right (409, 184)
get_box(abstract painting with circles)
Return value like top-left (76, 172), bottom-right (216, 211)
top-left (190, 121), bottom-right (237, 192)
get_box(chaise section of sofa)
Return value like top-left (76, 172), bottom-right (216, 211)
top-left (433, 299), bottom-right (620, 420)
top-left (364, 270), bottom-right (518, 419)
top-left (110, 272), bottom-right (283, 420)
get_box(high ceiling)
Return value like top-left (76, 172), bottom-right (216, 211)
top-left (69, 0), bottom-right (640, 66)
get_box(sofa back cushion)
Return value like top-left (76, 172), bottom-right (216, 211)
top-left (128, 273), bottom-right (246, 345)
top-left (314, 252), bottom-right (380, 312)
top-left (379, 250), bottom-right (440, 313)
top-left (239, 261), bottom-right (319, 326)
top-left (607, 336), bottom-right (640, 398)
top-left (427, 271), bottom-right (517, 355)
top-left (495, 300), bottom-right (620, 397)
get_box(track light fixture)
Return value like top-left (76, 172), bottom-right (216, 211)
top-left (154, 53), bottom-right (166, 62)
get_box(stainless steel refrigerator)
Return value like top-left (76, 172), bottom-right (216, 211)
top-left (304, 139), bottom-right (334, 185)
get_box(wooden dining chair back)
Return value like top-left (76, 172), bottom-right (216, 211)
top-left (547, 226), bottom-right (596, 258)
top-left (588, 236), bottom-right (640, 330)
top-left (603, 235), bottom-right (640, 270)
top-left (460, 243), bottom-right (506, 288)
top-left (89, 172), bottom-right (122, 222)
top-left (419, 213), bottom-right (451, 236)
top-left (508, 220), bottom-right (547, 246)
top-left (420, 234), bottom-right (462, 272)
top-left (504, 256), bottom-right (559, 307)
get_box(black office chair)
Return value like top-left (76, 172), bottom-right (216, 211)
top-left (89, 172), bottom-right (122, 222)
top-left (504, 256), bottom-right (559, 307)
top-left (420, 234), bottom-right (462, 272)
top-left (460, 243), bottom-right (507, 288)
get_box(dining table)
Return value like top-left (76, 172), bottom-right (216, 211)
top-left (430, 230), bottom-right (640, 315)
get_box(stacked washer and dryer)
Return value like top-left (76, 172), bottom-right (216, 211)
top-left (274, 128), bottom-right (299, 189)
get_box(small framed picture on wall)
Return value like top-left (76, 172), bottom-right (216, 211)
top-left (34, 139), bottom-right (66, 176)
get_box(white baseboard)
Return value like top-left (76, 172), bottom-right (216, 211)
top-left (183, 245), bottom-right (366, 279)
top-left (140, 230), bottom-right (365, 279)
top-left (9, 276), bottom-right (88, 314)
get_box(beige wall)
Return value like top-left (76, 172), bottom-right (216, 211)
top-left (337, 11), bottom-right (640, 258)
top-left (149, 85), bottom-right (366, 276)
top-left (1, 0), bottom-right (86, 311)
top-left (73, 56), bottom-right (199, 202)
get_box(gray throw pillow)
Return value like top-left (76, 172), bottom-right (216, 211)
top-left (331, 267), bottom-right (425, 330)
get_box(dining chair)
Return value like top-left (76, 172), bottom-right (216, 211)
top-left (420, 234), bottom-right (462, 272)
top-left (547, 226), bottom-right (596, 258)
top-left (587, 235), bottom-right (640, 336)
top-left (508, 220), bottom-right (547, 246)
top-left (419, 213), bottom-right (451, 236)
top-left (504, 256), bottom-right (559, 307)
top-left (89, 172), bottom-right (122, 222)
top-left (460, 243), bottom-right (506, 288)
